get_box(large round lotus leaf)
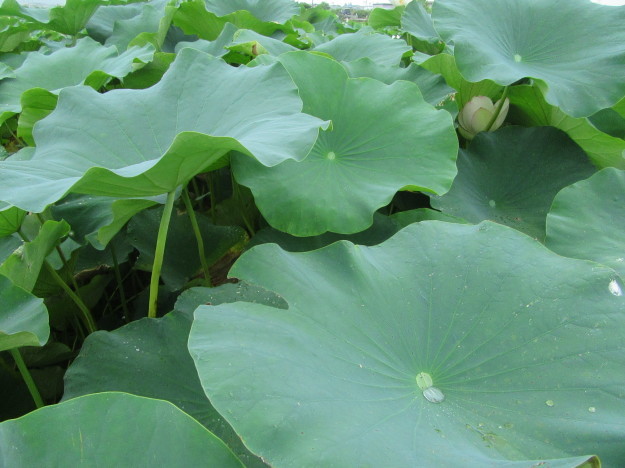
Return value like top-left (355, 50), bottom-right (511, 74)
top-left (189, 221), bottom-right (624, 467)
top-left (174, 0), bottom-right (296, 42)
top-left (0, 0), bottom-right (103, 36)
top-left (204, 0), bottom-right (299, 23)
top-left (313, 29), bottom-right (411, 67)
top-left (0, 37), bottom-right (154, 125)
top-left (546, 168), bottom-right (625, 280)
top-left (0, 48), bottom-right (325, 212)
top-left (509, 85), bottom-right (625, 169)
top-left (232, 52), bottom-right (457, 236)
top-left (0, 274), bottom-right (49, 352)
top-left (342, 58), bottom-right (454, 108)
top-left (431, 126), bottom-right (595, 240)
top-left (432, 0), bottom-right (625, 118)
top-left (0, 392), bottom-right (243, 467)
top-left (63, 285), bottom-right (286, 468)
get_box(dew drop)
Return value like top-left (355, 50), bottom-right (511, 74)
top-left (609, 279), bottom-right (622, 296)
top-left (423, 386), bottom-right (445, 403)
top-left (326, 151), bottom-right (336, 160)
top-left (488, 200), bottom-right (496, 208)
top-left (545, 400), bottom-right (554, 407)
top-left (513, 54), bottom-right (522, 62)
top-left (416, 372), bottom-right (433, 390)
top-left (588, 406), bottom-right (596, 413)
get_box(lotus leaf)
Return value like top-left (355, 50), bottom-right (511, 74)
top-left (431, 126), bottom-right (595, 240)
top-left (0, 37), bottom-right (154, 126)
top-left (432, 0), bottom-right (625, 117)
top-left (0, 274), bottom-right (49, 352)
top-left (63, 284), bottom-right (287, 467)
top-left (314, 28), bottom-right (411, 67)
top-left (509, 85), bottom-right (625, 169)
top-left (189, 221), bottom-right (624, 466)
top-left (0, 47), bottom-right (325, 212)
top-left (546, 168), bottom-right (625, 280)
top-left (0, 392), bottom-right (243, 466)
top-left (0, 0), bottom-right (103, 36)
top-left (232, 51), bottom-right (457, 236)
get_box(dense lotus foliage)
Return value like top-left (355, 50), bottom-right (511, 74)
top-left (0, 0), bottom-right (624, 466)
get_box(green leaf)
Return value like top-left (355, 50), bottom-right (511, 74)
top-left (401, 1), bottom-right (439, 43)
top-left (174, 22), bottom-right (238, 58)
top-left (0, 274), bottom-right (48, 352)
top-left (546, 168), bottom-right (625, 280)
top-left (0, 392), bottom-right (243, 466)
top-left (0, 48), bottom-right (326, 212)
top-left (0, 220), bottom-right (69, 292)
top-left (432, 0), bottom-right (625, 117)
top-left (313, 28), bottom-right (411, 67)
top-left (367, 6), bottom-right (404, 30)
top-left (189, 221), bottom-right (624, 466)
top-left (0, 206), bottom-right (25, 238)
top-left (509, 85), bottom-right (625, 169)
top-left (0, 37), bottom-right (155, 126)
top-left (127, 206), bottom-right (247, 291)
top-left (205, 0), bottom-right (298, 23)
top-left (51, 194), bottom-right (160, 249)
top-left (0, 0), bottom-right (103, 36)
top-left (233, 51), bottom-right (457, 236)
top-left (420, 53), bottom-right (502, 108)
top-left (431, 126), bottom-right (595, 240)
top-left (401, 1), bottom-right (444, 54)
top-left (342, 58), bottom-right (454, 107)
top-left (63, 284), bottom-right (287, 467)
top-left (248, 213), bottom-right (402, 253)
top-left (226, 29), bottom-right (297, 57)
top-left (174, 0), bottom-right (297, 41)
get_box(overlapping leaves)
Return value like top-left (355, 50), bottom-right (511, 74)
top-left (0, 47), bottom-right (325, 212)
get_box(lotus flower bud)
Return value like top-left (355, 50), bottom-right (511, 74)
top-left (391, 0), bottom-right (414, 6)
top-left (457, 95), bottom-right (509, 140)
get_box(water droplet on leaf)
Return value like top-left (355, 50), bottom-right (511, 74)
top-left (609, 279), bottom-right (622, 296)
top-left (423, 386), bottom-right (445, 403)
top-left (513, 54), bottom-right (522, 62)
top-left (545, 400), bottom-right (554, 407)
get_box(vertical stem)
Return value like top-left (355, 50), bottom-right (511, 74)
top-left (148, 190), bottom-right (177, 319)
top-left (10, 348), bottom-right (44, 409)
top-left (182, 188), bottom-right (212, 287)
top-left (486, 86), bottom-right (510, 131)
top-left (231, 172), bottom-right (255, 236)
top-left (110, 243), bottom-right (131, 322)
top-left (35, 213), bottom-right (83, 297)
top-left (17, 229), bottom-right (96, 334)
top-left (44, 263), bottom-right (97, 334)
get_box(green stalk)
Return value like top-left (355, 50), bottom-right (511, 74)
top-left (148, 190), bottom-right (177, 318)
top-left (45, 263), bottom-right (97, 334)
top-left (110, 243), bottom-right (131, 322)
top-left (10, 348), bottom-right (44, 409)
top-left (17, 229), bottom-right (96, 334)
top-left (34, 213), bottom-right (83, 296)
top-left (182, 187), bottom-right (212, 287)
top-left (486, 86), bottom-right (510, 131)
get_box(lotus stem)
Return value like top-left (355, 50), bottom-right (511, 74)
top-left (182, 187), bottom-right (212, 287)
top-left (10, 348), bottom-right (44, 409)
top-left (486, 86), bottom-right (509, 131)
top-left (16, 228), bottom-right (96, 334)
top-left (45, 263), bottom-right (97, 334)
top-left (148, 190), bottom-right (177, 318)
